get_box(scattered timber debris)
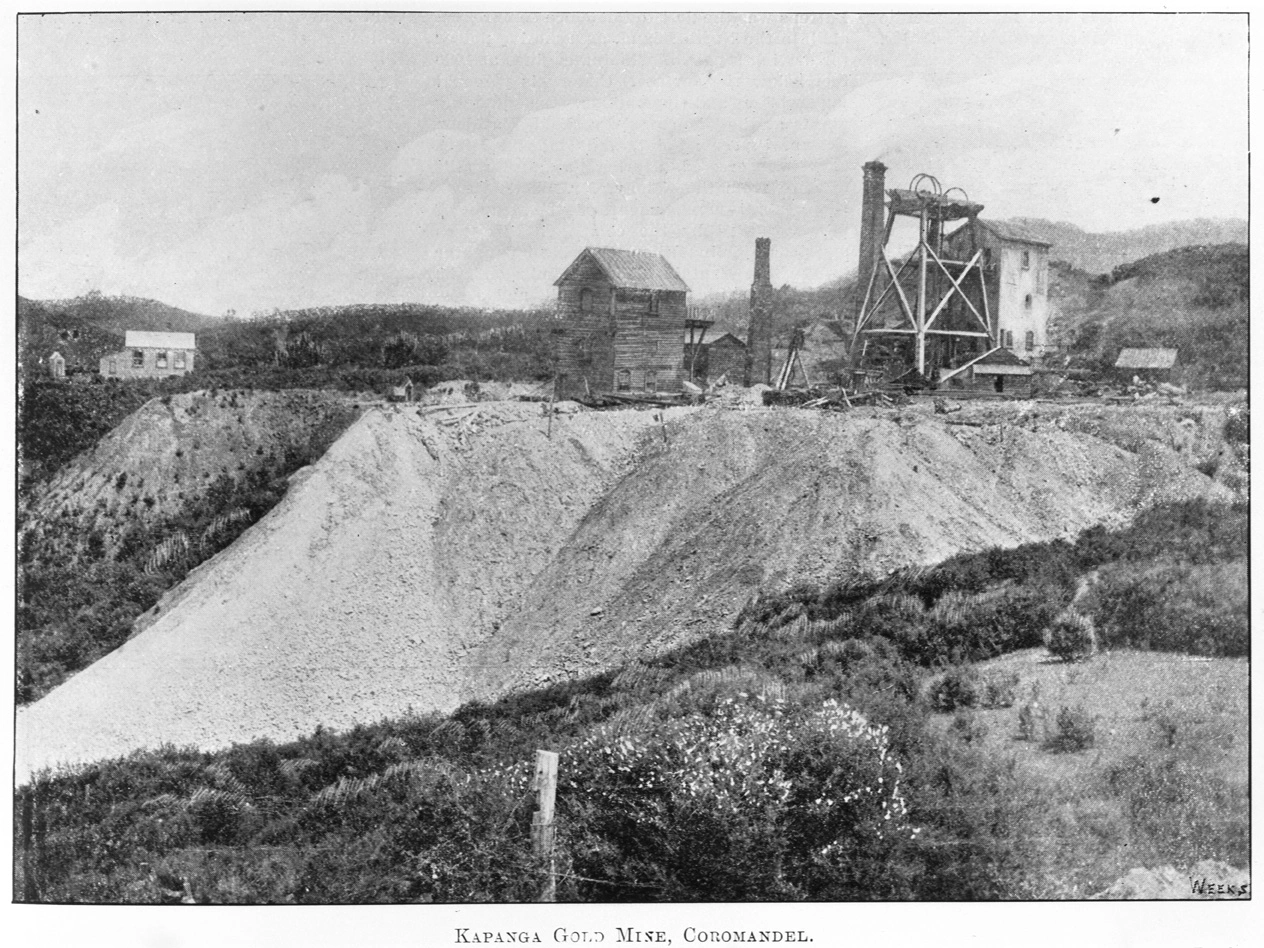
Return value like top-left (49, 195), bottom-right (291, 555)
top-left (761, 387), bottom-right (907, 410)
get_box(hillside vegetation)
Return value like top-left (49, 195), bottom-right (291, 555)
top-left (1049, 244), bottom-right (1248, 389)
top-left (17, 390), bottom-right (363, 703)
top-left (15, 499), bottom-right (1247, 903)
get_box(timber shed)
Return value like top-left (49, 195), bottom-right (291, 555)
top-left (553, 248), bottom-right (690, 400)
top-left (1115, 348), bottom-right (1178, 383)
top-left (697, 332), bottom-right (747, 384)
top-left (938, 345), bottom-right (1034, 397)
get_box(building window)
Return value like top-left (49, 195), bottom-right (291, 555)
top-left (108, 359), bottom-right (117, 376)
top-left (132, 350), bottom-right (144, 368)
top-left (616, 369), bottom-right (631, 391)
top-left (1005, 330), bottom-right (1014, 348)
top-left (156, 351), bottom-right (169, 369)
top-left (644, 369), bottom-right (658, 392)
top-left (648, 292), bottom-right (660, 317)
top-left (1024, 293), bottom-right (1033, 310)
top-left (580, 288), bottom-right (594, 313)
top-left (1025, 331), bottom-right (1035, 351)
top-left (175, 351), bottom-right (187, 369)
top-left (1021, 250), bottom-right (1030, 270)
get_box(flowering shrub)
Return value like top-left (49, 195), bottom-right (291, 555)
top-left (559, 695), bottom-right (913, 899)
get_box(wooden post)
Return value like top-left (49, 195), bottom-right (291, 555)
top-left (532, 750), bottom-right (558, 902)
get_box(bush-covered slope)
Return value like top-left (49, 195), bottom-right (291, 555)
top-left (1049, 243), bottom-right (1248, 388)
top-left (17, 390), bottom-right (363, 703)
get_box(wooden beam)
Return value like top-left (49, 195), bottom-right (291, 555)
top-left (924, 244), bottom-right (988, 332)
top-left (881, 249), bottom-right (918, 329)
top-left (861, 251), bottom-right (917, 330)
top-left (924, 250), bottom-right (983, 330)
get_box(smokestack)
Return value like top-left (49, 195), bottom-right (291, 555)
top-left (855, 160), bottom-right (887, 325)
top-left (745, 238), bottom-right (773, 387)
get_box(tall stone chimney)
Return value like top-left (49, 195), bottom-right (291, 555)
top-left (744, 237), bottom-right (773, 387)
top-left (855, 160), bottom-right (887, 326)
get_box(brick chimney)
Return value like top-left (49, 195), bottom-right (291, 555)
top-left (855, 160), bottom-right (887, 325)
top-left (745, 238), bottom-right (773, 387)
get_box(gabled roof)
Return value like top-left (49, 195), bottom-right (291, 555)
top-left (125, 330), bottom-right (196, 349)
top-left (976, 346), bottom-right (1031, 367)
top-left (709, 332), bottom-right (747, 348)
top-left (1115, 347), bottom-right (1178, 369)
top-left (977, 220), bottom-right (1053, 248)
top-left (554, 248), bottom-right (690, 292)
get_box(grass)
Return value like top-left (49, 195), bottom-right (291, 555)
top-left (925, 648), bottom-right (1248, 896)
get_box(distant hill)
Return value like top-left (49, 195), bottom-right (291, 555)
top-left (998, 218), bottom-right (1246, 275)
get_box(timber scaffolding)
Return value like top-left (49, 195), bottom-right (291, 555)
top-left (851, 165), bottom-right (998, 386)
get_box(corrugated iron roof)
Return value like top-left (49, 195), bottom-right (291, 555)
top-left (978, 220), bottom-right (1053, 247)
top-left (1115, 347), bottom-right (1178, 369)
top-left (125, 330), bottom-right (196, 349)
top-left (555, 248), bottom-right (690, 292)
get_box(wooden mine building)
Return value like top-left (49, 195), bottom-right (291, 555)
top-left (552, 247), bottom-right (691, 400)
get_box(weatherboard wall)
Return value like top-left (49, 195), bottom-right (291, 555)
top-left (554, 281), bottom-right (688, 399)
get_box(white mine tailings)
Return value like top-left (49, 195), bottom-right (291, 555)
top-left (17, 400), bottom-right (1229, 782)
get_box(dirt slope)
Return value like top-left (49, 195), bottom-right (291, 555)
top-left (16, 400), bottom-right (1230, 781)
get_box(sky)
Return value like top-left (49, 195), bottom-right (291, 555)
top-left (17, 12), bottom-right (1249, 316)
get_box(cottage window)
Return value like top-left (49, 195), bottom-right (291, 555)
top-left (648, 292), bottom-right (660, 317)
top-left (644, 369), bottom-right (658, 392)
top-left (132, 350), bottom-right (144, 368)
top-left (1025, 331), bottom-right (1035, 351)
top-left (616, 369), bottom-right (631, 391)
top-left (108, 359), bottom-right (117, 376)
top-left (175, 351), bottom-right (187, 369)
top-left (156, 351), bottom-right (169, 369)
top-left (580, 288), bottom-right (594, 313)
top-left (1021, 250), bottom-right (1031, 270)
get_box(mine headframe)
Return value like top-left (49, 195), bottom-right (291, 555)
top-left (851, 165), bottom-right (995, 382)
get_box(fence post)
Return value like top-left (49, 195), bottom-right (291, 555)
top-left (531, 749), bottom-right (558, 902)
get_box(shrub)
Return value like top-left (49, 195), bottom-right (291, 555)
top-left (1044, 610), bottom-right (1097, 662)
top-left (950, 711), bottom-right (988, 745)
top-left (980, 671), bottom-right (1019, 709)
top-left (1223, 406), bottom-right (1248, 444)
top-left (1016, 685), bottom-right (1048, 742)
top-left (1047, 705), bottom-right (1095, 753)
top-left (929, 665), bottom-right (980, 712)
top-left (1092, 558), bottom-right (1248, 657)
top-left (561, 695), bottom-right (912, 900)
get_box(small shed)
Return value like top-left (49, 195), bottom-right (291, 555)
top-left (939, 346), bottom-right (1033, 396)
top-left (388, 378), bottom-right (415, 403)
top-left (1115, 348), bottom-right (1178, 383)
top-left (48, 351), bottom-right (66, 380)
top-left (700, 332), bottom-right (747, 383)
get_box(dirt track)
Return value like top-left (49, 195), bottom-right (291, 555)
top-left (16, 399), bottom-right (1231, 781)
